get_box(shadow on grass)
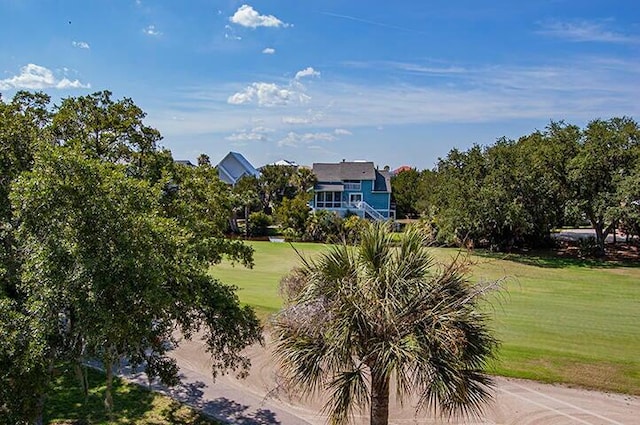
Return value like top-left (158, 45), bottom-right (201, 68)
top-left (473, 248), bottom-right (640, 269)
top-left (45, 365), bottom-right (217, 424)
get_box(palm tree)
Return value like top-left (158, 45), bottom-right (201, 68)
top-left (273, 222), bottom-right (498, 425)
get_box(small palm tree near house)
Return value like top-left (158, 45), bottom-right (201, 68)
top-left (273, 222), bottom-right (499, 425)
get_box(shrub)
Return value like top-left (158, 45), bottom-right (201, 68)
top-left (340, 215), bottom-right (369, 244)
top-left (248, 211), bottom-right (272, 237)
top-left (577, 236), bottom-right (599, 258)
top-left (282, 227), bottom-right (302, 242)
top-left (304, 210), bottom-right (343, 242)
top-left (275, 193), bottom-right (311, 235)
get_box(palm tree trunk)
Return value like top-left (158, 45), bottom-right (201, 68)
top-left (370, 372), bottom-right (390, 425)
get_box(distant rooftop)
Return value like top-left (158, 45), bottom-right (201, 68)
top-left (216, 152), bottom-right (260, 185)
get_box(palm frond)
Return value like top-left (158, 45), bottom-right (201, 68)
top-left (323, 365), bottom-right (370, 425)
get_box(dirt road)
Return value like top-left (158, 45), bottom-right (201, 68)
top-left (122, 335), bottom-right (640, 425)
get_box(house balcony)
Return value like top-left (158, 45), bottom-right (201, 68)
top-left (312, 201), bottom-right (395, 221)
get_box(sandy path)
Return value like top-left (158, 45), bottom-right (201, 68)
top-left (127, 334), bottom-right (640, 425)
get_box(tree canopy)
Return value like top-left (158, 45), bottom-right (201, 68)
top-left (0, 90), bottom-right (262, 423)
top-left (405, 118), bottom-right (639, 254)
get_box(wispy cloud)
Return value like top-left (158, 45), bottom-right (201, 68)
top-left (230, 4), bottom-right (289, 29)
top-left (143, 25), bottom-right (162, 36)
top-left (72, 40), bottom-right (90, 49)
top-left (334, 128), bottom-right (352, 136)
top-left (295, 67), bottom-right (320, 80)
top-left (282, 108), bottom-right (328, 125)
top-left (0, 64), bottom-right (90, 90)
top-left (224, 25), bottom-right (242, 41)
top-left (321, 11), bottom-right (424, 34)
top-left (537, 19), bottom-right (639, 43)
top-left (277, 131), bottom-right (336, 147)
top-left (262, 47), bottom-right (276, 54)
top-left (150, 56), bottom-right (640, 149)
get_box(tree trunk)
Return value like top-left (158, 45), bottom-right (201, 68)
top-left (75, 361), bottom-right (88, 401)
top-left (245, 205), bottom-right (250, 237)
top-left (33, 394), bottom-right (45, 425)
top-left (589, 216), bottom-right (607, 257)
top-left (104, 354), bottom-right (114, 414)
top-left (32, 359), bottom-right (54, 425)
top-left (370, 372), bottom-right (390, 425)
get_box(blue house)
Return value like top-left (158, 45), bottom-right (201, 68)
top-left (216, 152), bottom-right (260, 186)
top-left (310, 161), bottom-right (395, 220)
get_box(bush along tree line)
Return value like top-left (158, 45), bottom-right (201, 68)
top-left (0, 91), bottom-right (262, 424)
top-left (391, 118), bottom-right (640, 255)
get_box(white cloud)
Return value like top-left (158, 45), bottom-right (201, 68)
top-left (0, 64), bottom-right (90, 90)
top-left (230, 4), bottom-right (289, 29)
top-left (537, 20), bottom-right (639, 43)
top-left (143, 25), bottom-right (162, 36)
top-left (72, 41), bottom-right (90, 49)
top-left (225, 126), bottom-right (275, 142)
top-left (295, 67), bottom-right (320, 80)
top-left (282, 110), bottom-right (324, 125)
top-left (282, 116), bottom-right (313, 124)
top-left (228, 82), bottom-right (310, 106)
top-left (226, 132), bottom-right (267, 142)
top-left (149, 56), bottom-right (640, 144)
top-left (334, 128), bottom-right (352, 136)
top-left (262, 47), bottom-right (276, 54)
top-left (277, 131), bottom-right (336, 147)
top-left (251, 126), bottom-right (275, 133)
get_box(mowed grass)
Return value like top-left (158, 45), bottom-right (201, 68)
top-left (45, 365), bottom-right (219, 424)
top-left (212, 241), bottom-right (640, 395)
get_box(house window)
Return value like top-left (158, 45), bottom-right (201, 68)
top-left (343, 180), bottom-right (361, 191)
top-left (316, 191), bottom-right (342, 208)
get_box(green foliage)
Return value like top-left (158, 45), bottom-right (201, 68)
top-left (304, 209), bottom-right (342, 242)
top-left (51, 90), bottom-right (161, 170)
top-left (577, 236), bottom-right (600, 258)
top-left (248, 211), bottom-right (272, 237)
top-left (391, 168), bottom-right (421, 218)
top-left (275, 192), bottom-right (311, 234)
top-left (273, 223), bottom-right (498, 425)
top-left (425, 119), bottom-right (639, 252)
top-left (616, 163), bottom-right (640, 238)
top-left (45, 364), bottom-right (218, 424)
top-left (567, 117), bottom-right (640, 255)
top-left (340, 215), bottom-right (369, 244)
top-left (0, 90), bottom-right (262, 421)
top-left (256, 165), bottom-right (317, 212)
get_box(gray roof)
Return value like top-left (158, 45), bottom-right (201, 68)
top-left (216, 152), bottom-right (260, 185)
top-left (374, 170), bottom-right (392, 192)
top-left (312, 161), bottom-right (391, 193)
top-left (175, 159), bottom-right (195, 167)
top-left (313, 162), bottom-right (376, 182)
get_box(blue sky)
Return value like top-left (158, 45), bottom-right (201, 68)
top-left (1, 0), bottom-right (638, 169)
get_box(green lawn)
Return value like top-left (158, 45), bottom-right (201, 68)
top-left (45, 365), bottom-right (219, 424)
top-left (212, 241), bottom-right (640, 395)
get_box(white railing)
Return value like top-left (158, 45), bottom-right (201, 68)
top-left (315, 201), bottom-right (388, 221)
top-left (354, 201), bottom-right (386, 221)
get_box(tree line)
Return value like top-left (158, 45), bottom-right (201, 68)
top-left (392, 118), bottom-right (640, 255)
top-left (0, 91), bottom-right (262, 423)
